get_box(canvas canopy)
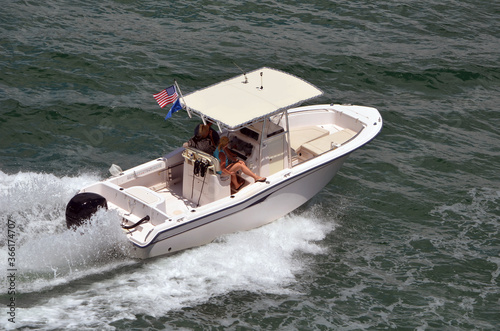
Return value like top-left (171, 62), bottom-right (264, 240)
top-left (181, 67), bottom-right (323, 129)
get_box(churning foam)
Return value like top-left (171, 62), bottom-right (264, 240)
top-left (0, 171), bottom-right (136, 290)
top-left (0, 171), bottom-right (336, 329)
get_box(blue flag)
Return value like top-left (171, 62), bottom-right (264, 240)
top-left (165, 98), bottom-right (182, 120)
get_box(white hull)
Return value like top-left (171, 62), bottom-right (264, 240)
top-left (131, 154), bottom-right (349, 259)
top-left (66, 69), bottom-right (382, 260)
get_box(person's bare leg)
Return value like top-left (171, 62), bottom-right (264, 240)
top-left (230, 162), bottom-right (265, 182)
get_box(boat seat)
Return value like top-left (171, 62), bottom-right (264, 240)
top-left (182, 147), bottom-right (221, 174)
top-left (125, 186), bottom-right (164, 206)
top-left (289, 126), bottom-right (329, 151)
top-left (182, 147), bottom-right (230, 205)
top-left (298, 128), bottom-right (357, 157)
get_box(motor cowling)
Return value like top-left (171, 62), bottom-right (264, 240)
top-left (65, 192), bottom-right (107, 229)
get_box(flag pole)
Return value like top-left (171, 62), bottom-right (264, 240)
top-left (174, 80), bottom-right (191, 118)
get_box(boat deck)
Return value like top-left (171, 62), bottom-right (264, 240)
top-left (289, 124), bottom-right (358, 163)
top-left (155, 181), bottom-right (193, 212)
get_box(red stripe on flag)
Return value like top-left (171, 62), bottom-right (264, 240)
top-left (153, 86), bottom-right (178, 108)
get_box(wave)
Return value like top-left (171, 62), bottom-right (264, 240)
top-left (0, 171), bottom-right (135, 291)
top-left (0, 171), bottom-right (336, 329)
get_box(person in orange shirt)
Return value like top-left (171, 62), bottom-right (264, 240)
top-left (214, 136), bottom-right (266, 190)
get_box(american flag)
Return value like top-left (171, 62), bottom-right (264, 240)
top-left (153, 85), bottom-right (178, 108)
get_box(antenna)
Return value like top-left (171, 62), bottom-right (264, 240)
top-left (233, 62), bottom-right (248, 84)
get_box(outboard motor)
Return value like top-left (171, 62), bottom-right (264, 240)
top-left (65, 192), bottom-right (107, 229)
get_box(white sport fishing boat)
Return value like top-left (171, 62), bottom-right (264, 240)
top-left (66, 67), bottom-right (382, 259)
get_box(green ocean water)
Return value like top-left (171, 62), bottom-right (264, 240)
top-left (1, 0), bottom-right (499, 329)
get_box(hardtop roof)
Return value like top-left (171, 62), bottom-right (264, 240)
top-left (180, 67), bottom-right (323, 129)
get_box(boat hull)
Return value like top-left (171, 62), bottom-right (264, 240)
top-left (67, 101), bottom-right (382, 260)
top-left (130, 154), bottom-right (349, 259)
